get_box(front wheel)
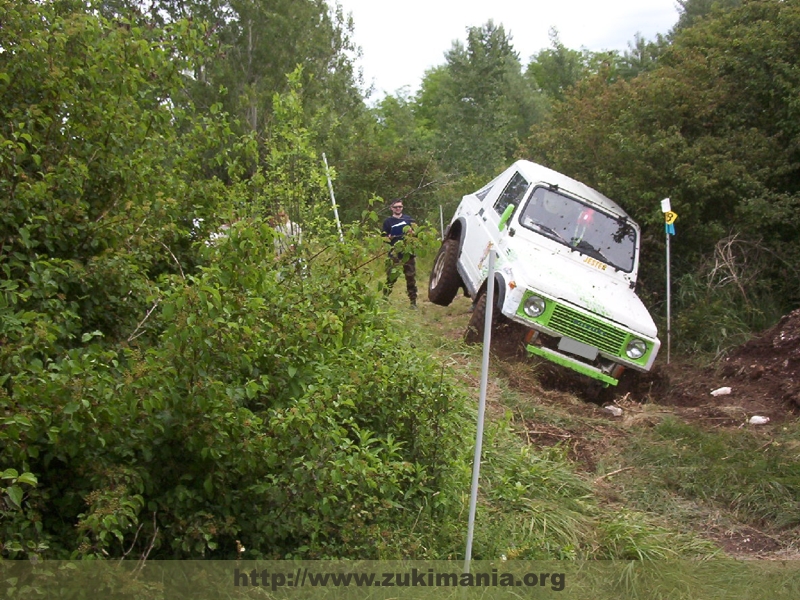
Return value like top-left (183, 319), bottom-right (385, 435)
top-left (428, 238), bottom-right (462, 306)
top-left (464, 290), bottom-right (489, 344)
top-left (465, 288), bottom-right (529, 355)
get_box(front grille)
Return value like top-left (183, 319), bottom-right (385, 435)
top-left (547, 304), bottom-right (626, 355)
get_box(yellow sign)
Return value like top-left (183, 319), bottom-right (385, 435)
top-left (665, 211), bottom-right (678, 225)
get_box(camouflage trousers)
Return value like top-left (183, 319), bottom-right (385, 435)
top-left (385, 252), bottom-right (417, 303)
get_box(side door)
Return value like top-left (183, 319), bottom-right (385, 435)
top-left (460, 170), bottom-right (529, 296)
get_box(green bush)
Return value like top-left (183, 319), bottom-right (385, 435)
top-left (0, 220), bottom-right (470, 559)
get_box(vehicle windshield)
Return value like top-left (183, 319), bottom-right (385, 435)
top-left (518, 186), bottom-right (637, 272)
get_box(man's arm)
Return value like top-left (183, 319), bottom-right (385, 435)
top-left (382, 221), bottom-right (390, 243)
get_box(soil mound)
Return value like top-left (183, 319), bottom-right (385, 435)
top-left (720, 308), bottom-right (800, 410)
top-left (616, 309), bottom-right (800, 423)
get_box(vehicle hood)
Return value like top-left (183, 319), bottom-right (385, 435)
top-left (500, 242), bottom-right (658, 338)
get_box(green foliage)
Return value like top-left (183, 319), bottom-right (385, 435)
top-left (526, 29), bottom-right (667, 100)
top-left (418, 21), bottom-right (545, 178)
top-left (255, 66), bottom-right (328, 222)
top-left (0, 0), bottom-right (236, 361)
top-left (674, 0), bottom-right (744, 32)
top-left (174, 0), bottom-right (364, 136)
top-left (1, 217), bottom-right (471, 559)
top-left (0, 1), bottom-right (469, 561)
top-left (617, 33), bottom-right (671, 79)
top-left (521, 0), bottom-right (800, 344)
top-left (0, 468), bottom-right (45, 558)
top-left (527, 29), bottom-right (589, 100)
top-left (671, 242), bottom-right (788, 356)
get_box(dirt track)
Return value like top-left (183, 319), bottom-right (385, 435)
top-left (613, 308), bottom-right (800, 425)
top-left (429, 296), bottom-right (800, 558)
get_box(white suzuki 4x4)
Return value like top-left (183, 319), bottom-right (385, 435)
top-left (428, 160), bottom-right (660, 386)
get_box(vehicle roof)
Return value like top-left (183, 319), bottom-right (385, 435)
top-left (511, 160), bottom-right (632, 222)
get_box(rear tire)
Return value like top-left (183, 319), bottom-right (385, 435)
top-left (428, 238), bottom-right (462, 306)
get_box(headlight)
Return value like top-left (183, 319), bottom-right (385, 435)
top-left (626, 339), bottom-right (647, 359)
top-left (523, 295), bottom-right (547, 318)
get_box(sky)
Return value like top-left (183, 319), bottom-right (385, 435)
top-left (330, 0), bottom-right (682, 98)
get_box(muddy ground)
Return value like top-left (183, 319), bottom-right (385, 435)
top-left (434, 298), bottom-right (800, 558)
top-left (503, 306), bottom-right (800, 425)
top-left (609, 307), bottom-right (800, 423)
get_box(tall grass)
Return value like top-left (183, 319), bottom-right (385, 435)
top-left (387, 260), bottom-right (732, 561)
top-left (621, 417), bottom-right (800, 529)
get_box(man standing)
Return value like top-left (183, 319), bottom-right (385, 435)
top-left (272, 209), bottom-right (302, 257)
top-left (382, 199), bottom-right (418, 308)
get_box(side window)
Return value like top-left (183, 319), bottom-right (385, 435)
top-left (475, 186), bottom-right (493, 201)
top-left (475, 173), bottom-right (501, 201)
top-left (494, 172), bottom-right (529, 215)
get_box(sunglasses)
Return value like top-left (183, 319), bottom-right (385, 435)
top-left (391, 204), bottom-right (403, 209)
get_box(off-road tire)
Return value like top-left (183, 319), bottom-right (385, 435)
top-left (464, 290), bottom-right (489, 344)
top-left (428, 238), bottom-right (462, 306)
top-left (465, 289), bottom-right (529, 356)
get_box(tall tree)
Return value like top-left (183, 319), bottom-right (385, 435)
top-left (521, 0), bottom-right (800, 326)
top-left (103, 1), bottom-right (366, 143)
top-left (616, 33), bottom-right (670, 79)
top-left (673, 0), bottom-right (743, 31)
top-left (202, 0), bottom-right (361, 134)
top-left (420, 21), bottom-right (543, 177)
top-left (526, 29), bottom-right (588, 99)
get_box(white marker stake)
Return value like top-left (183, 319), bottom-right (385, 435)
top-left (464, 247), bottom-right (495, 572)
top-left (661, 198), bottom-right (672, 364)
top-left (322, 153), bottom-right (344, 242)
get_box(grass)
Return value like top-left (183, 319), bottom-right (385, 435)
top-left (378, 248), bottom-right (800, 562)
top-left (617, 417), bottom-right (800, 530)
top-left (381, 283), bottom-right (723, 561)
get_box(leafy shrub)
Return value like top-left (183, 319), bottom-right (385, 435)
top-left (671, 236), bottom-right (789, 356)
top-left (0, 3), bottom-right (469, 560)
top-left (0, 220), bottom-right (469, 559)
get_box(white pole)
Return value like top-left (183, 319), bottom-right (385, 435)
top-left (660, 198), bottom-right (672, 365)
top-left (322, 153), bottom-right (344, 242)
top-left (440, 205), bottom-right (445, 240)
top-left (666, 228), bottom-right (671, 364)
top-left (464, 248), bottom-right (495, 572)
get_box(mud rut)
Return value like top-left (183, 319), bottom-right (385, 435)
top-left (436, 298), bottom-right (800, 558)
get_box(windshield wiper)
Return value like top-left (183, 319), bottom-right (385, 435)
top-left (533, 223), bottom-right (568, 244)
top-left (573, 239), bottom-right (609, 264)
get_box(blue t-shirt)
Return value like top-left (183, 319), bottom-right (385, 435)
top-left (382, 214), bottom-right (414, 244)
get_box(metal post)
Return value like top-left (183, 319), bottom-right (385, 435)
top-left (661, 198), bottom-right (673, 365)
top-left (666, 229), bottom-right (671, 364)
top-left (464, 248), bottom-right (495, 572)
top-left (322, 153), bottom-right (344, 242)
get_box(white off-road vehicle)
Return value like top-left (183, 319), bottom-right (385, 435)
top-left (428, 160), bottom-right (660, 386)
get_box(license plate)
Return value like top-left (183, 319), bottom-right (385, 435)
top-left (558, 337), bottom-right (598, 361)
